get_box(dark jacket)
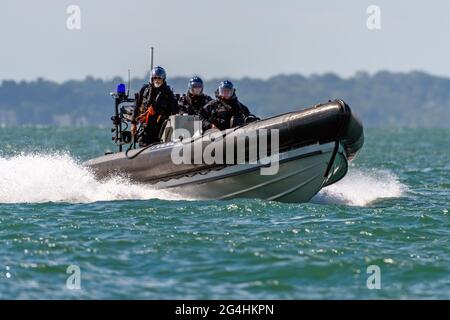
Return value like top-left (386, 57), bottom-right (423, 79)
top-left (201, 94), bottom-right (251, 131)
top-left (131, 82), bottom-right (178, 124)
top-left (178, 92), bottom-right (213, 115)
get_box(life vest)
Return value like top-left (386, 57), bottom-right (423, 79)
top-left (136, 86), bottom-right (163, 126)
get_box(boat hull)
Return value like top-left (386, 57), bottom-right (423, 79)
top-left (155, 142), bottom-right (347, 203)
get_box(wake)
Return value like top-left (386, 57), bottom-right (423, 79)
top-left (0, 153), bottom-right (181, 204)
top-left (312, 168), bottom-right (407, 206)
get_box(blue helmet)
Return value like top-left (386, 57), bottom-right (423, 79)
top-left (218, 80), bottom-right (234, 99)
top-left (219, 80), bottom-right (233, 90)
top-left (188, 76), bottom-right (204, 95)
top-left (151, 66), bottom-right (166, 80)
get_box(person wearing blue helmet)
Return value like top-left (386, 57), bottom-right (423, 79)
top-left (201, 80), bottom-right (257, 131)
top-left (131, 66), bottom-right (178, 146)
top-left (178, 76), bottom-right (212, 115)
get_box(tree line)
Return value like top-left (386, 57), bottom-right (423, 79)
top-left (0, 70), bottom-right (449, 127)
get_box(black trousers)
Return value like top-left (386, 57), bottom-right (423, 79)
top-left (138, 121), bottom-right (164, 147)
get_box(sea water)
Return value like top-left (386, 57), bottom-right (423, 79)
top-left (0, 127), bottom-right (448, 299)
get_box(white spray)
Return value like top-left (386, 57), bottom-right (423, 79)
top-left (312, 168), bottom-right (407, 206)
top-left (0, 153), bottom-right (182, 204)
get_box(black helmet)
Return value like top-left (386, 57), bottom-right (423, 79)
top-left (188, 76), bottom-right (204, 95)
top-left (218, 80), bottom-right (234, 99)
top-left (151, 66), bottom-right (166, 80)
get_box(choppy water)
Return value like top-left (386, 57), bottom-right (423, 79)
top-left (0, 127), bottom-right (448, 299)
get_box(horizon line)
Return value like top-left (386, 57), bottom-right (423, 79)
top-left (1, 69), bottom-right (448, 85)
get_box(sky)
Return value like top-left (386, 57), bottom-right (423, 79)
top-left (1, 0), bottom-right (450, 82)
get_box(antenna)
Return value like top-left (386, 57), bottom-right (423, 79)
top-left (150, 47), bottom-right (154, 70)
top-left (149, 46), bottom-right (154, 82)
top-left (127, 69), bottom-right (131, 97)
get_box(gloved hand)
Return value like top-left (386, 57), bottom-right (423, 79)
top-left (217, 119), bottom-right (226, 129)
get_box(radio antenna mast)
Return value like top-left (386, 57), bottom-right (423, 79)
top-left (127, 69), bottom-right (131, 97)
top-left (149, 47), bottom-right (154, 82)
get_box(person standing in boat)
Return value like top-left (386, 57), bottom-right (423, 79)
top-left (178, 76), bottom-right (212, 115)
top-left (131, 66), bottom-right (178, 146)
top-left (201, 80), bottom-right (256, 131)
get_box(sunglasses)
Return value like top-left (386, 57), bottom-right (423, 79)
top-left (152, 77), bottom-right (163, 80)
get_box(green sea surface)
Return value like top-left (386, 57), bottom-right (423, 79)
top-left (0, 127), bottom-right (448, 299)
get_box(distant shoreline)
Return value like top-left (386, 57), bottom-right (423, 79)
top-left (1, 71), bottom-right (449, 127)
